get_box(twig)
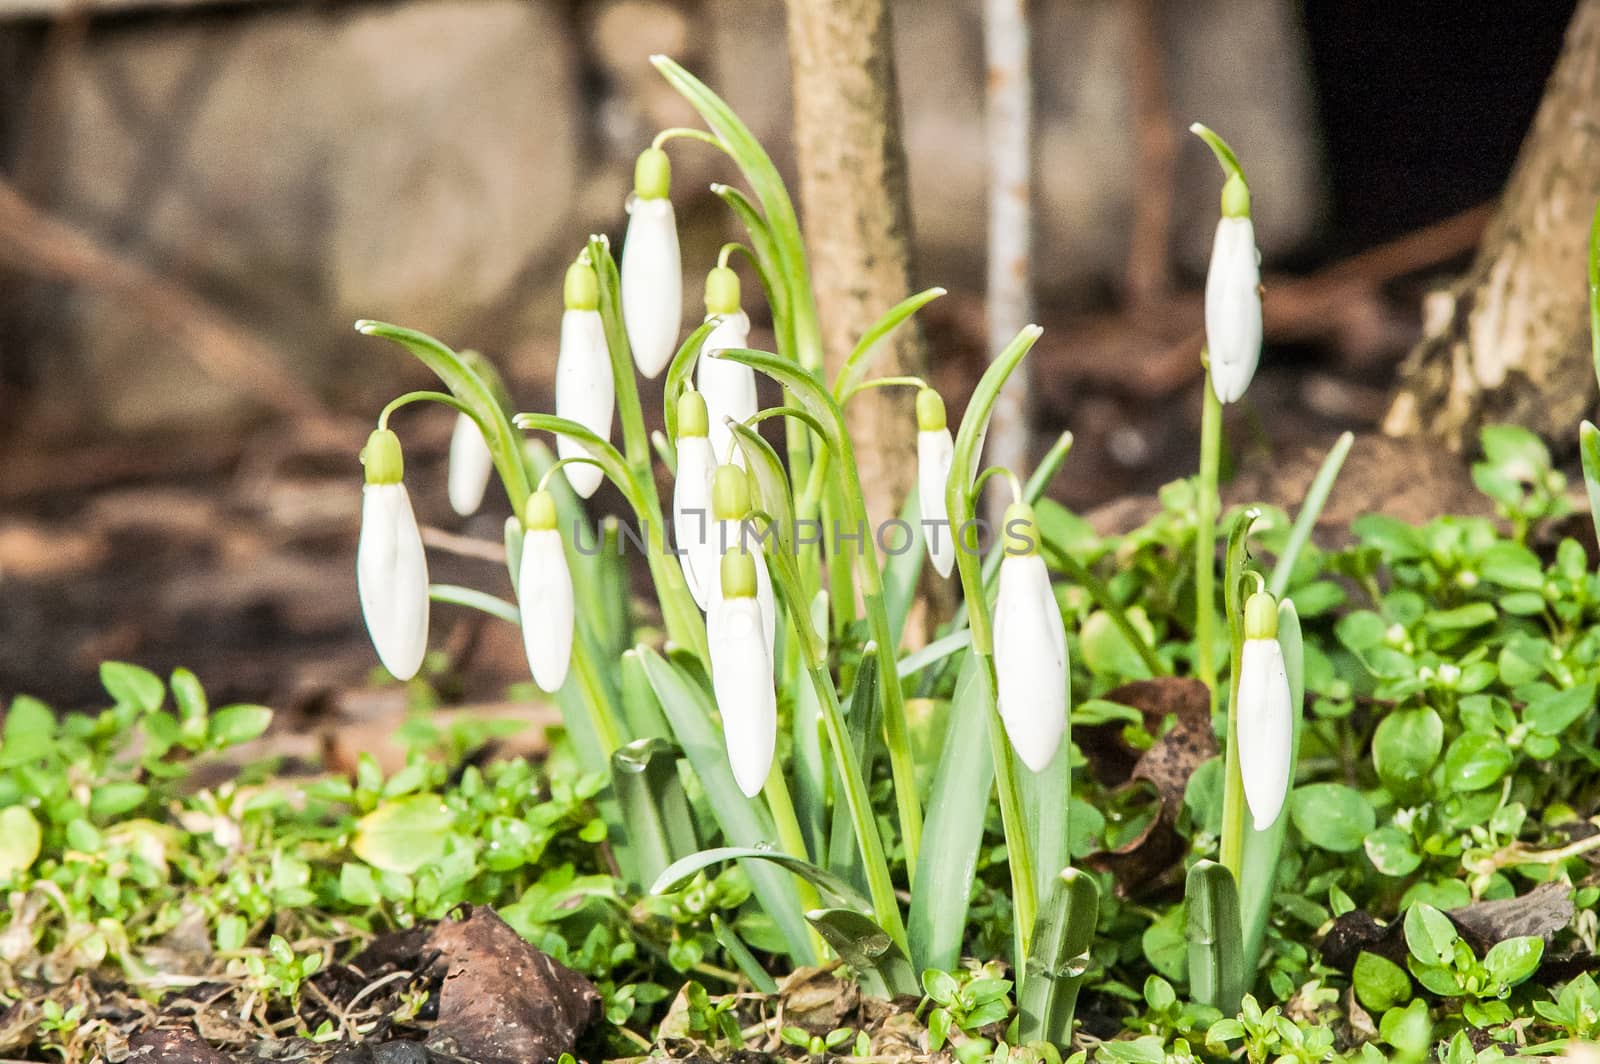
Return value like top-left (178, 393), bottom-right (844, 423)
top-left (981, 0), bottom-right (1033, 524)
top-left (420, 526), bottom-right (509, 564)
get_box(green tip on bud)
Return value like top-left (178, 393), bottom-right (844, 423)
top-left (1221, 173), bottom-right (1251, 219)
top-left (678, 390), bottom-right (709, 438)
top-left (525, 489), bottom-right (559, 531)
top-left (1244, 590), bottom-right (1278, 640)
top-left (711, 464), bottom-right (751, 521)
top-left (721, 547), bottom-right (759, 599)
top-left (704, 266), bottom-right (741, 316)
top-left (564, 260), bottom-right (600, 311)
top-left (635, 147), bottom-right (671, 200)
top-left (916, 388), bottom-right (947, 432)
top-left (362, 428), bottom-right (404, 485)
top-left (1002, 500), bottom-right (1038, 556)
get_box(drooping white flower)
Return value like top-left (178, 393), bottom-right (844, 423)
top-left (916, 388), bottom-right (956, 578)
top-left (708, 548), bottom-right (776, 797)
top-left (517, 490), bottom-right (574, 691)
top-left (1204, 174), bottom-right (1262, 404)
top-left (620, 147), bottom-right (682, 379)
top-left (697, 266), bottom-right (757, 467)
top-left (673, 391), bottom-right (717, 609)
top-left (705, 464), bottom-right (775, 660)
top-left (357, 429), bottom-right (430, 681)
top-left (992, 502), bottom-right (1068, 773)
top-left (1236, 591), bottom-right (1294, 830)
top-left (447, 412), bottom-right (494, 517)
top-left (556, 261), bottom-right (615, 498)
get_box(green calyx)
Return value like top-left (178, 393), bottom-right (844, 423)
top-left (721, 547), bottom-right (758, 599)
top-left (635, 147), bottom-right (671, 200)
top-left (711, 465), bottom-right (751, 521)
top-left (564, 260), bottom-right (600, 311)
top-left (525, 489), bottom-right (558, 531)
top-left (916, 388), bottom-right (947, 433)
top-left (1002, 500), bottom-right (1039, 557)
top-left (704, 266), bottom-right (741, 316)
top-left (1244, 590), bottom-right (1278, 640)
top-left (362, 428), bottom-right (404, 485)
top-left (678, 390), bottom-right (710, 439)
top-left (1221, 174), bottom-right (1251, 219)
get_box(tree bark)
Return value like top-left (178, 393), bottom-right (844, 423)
top-left (1385, 0), bottom-right (1600, 449)
top-left (785, 0), bottom-right (926, 526)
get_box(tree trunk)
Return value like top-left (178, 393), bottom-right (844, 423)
top-left (785, 0), bottom-right (926, 526)
top-left (1384, 0), bottom-right (1600, 449)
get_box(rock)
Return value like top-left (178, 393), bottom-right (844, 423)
top-left (30, 0), bottom-right (578, 429)
top-left (423, 905), bottom-right (600, 1064)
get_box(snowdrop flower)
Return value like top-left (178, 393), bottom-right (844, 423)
top-left (1204, 173), bottom-right (1262, 404)
top-left (446, 413), bottom-right (494, 517)
top-left (916, 388), bottom-right (955, 578)
top-left (709, 547), bottom-right (776, 797)
top-left (1237, 590), bottom-right (1294, 830)
top-left (992, 502), bottom-right (1068, 772)
top-left (673, 390), bottom-right (717, 609)
top-left (697, 265), bottom-right (757, 467)
top-left (706, 464), bottom-right (775, 661)
top-left (517, 490), bottom-right (574, 692)
top-left (620, 147), bottom-right (682, 379)
top-left (357, 428), bottom-right (429, 681)
top-left (556, 260), bottom-right (615, 498)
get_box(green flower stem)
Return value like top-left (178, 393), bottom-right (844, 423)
top-left (1195, 368), bottom-right (1223, 693)
top-left (652, 126), bottom-right (726, 152)
top-left (378, 389), bottom-right (478, 428)
top-left (1218, 511), bottom-right (1258, 882)
top-left (428, 583), bottom-right (519, 625)
top-left (1042, 546), bottom-right (1167, 677)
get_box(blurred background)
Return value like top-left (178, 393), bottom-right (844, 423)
top-left (0, 0), bottom-right (1580, 715)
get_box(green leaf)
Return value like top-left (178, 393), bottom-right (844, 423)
top-left (1142, 904), bottom-right (1188, 983)
top-left (1, 697), bottom-right (57, 766)
top-left (208, 704), bottom-right (273, 749)
top-left (0, 806), bottom-right (42, 880)
top-left (1017, 867), bottom-right (1100, 1048)
top-left (1402, 903), bottom-right (1458, 967)
top-left (1269, 430), bottom-right (1354, 599)
top-left (1079, 609), bottom-right (1156, 680)
top-left (661, 318), bottom-right (720, 443)
top-left (1289, 782), bottom-right (1375, 853)
top-left (1441, 732), bottom-right (1513, 792)
top-left (1371, 706), bottom-right (1443, 793)
top-left (806, 908), bottom-right (918, 999)
top-left (1482, 935), bottom-right (1544, 988)
top-left (100, 662), bottom-right (164, 713)
top-left (922, 969), bottom-right (960, 1007)
top-left (89, 782), bottom-right (148, 820)
top-left (339, 863), bottom-right (381, 907)
top-left (653, 846), bottom-right (870, 913)
top-left (351, 794), bottom-right (453, 874)
top-left (1581, 422), bottom-right (1600, 540)
top-left (170, 668), bottom-right (208, 719)
top-left (1353, 951), bottom-right (1412, 1012)
top-left (1425, 603), bottom-right (1497, 631)
top-left (1185, 860), bottom-right (1245, 1015)
top-left (827, 654), bottom-right (883, 890)
top-left (835, 287), bottom-right (947, 397)
top-left (1365, 827), bottom-right (1423, 877)
top-left (1525, 683), bottom-right (1597, 736)
top-left (610, 738), bottom-right (698, 889)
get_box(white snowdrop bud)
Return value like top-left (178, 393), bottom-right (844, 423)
top-left (709, 548), bottom-right (776, 797)
top-left (1204, 175), bottom-right (1262, 404)
top-left (556, 261), bottom-right (615, 498)
top-left (517, 490), bottom-right (575, 692)
top-left (357, 429), bottom-right (430, 681)
top-left (706, 465), bottom-right (775, 660)
top-left (992, 502), bottom-right (1068, 773)
top-left (698, 266), bottom-right (757, 468)
top-left (446, 413), bottom-right (495, 517)
top-left (621, 148), bottom-right (682, 378)
top-left (673, 391), bottom-right (717, 610)
top-left (915, 388), bottom-right (956, 578)
top-left (1237, 590), bottom-right (1294, 830)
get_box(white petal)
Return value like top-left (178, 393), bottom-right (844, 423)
top-left (708, 596), bottom-right (776, 797)
top-left (706, 520), bottom-right (776, 664)
top-left (518, 528), bottom-right (575, 691)
top-left (992, 553), bottom-right (1067, 772)
top-left (446, 413), bottom-right (495, 517)
top-left (698, 311), bottom-right (757, 467)
top-left (620, 198), bottom-right (682, 378)
top-left (917, 429), bottom-right (956, 577)
top-left (1204, 216), bottom-right (1262, 404)
top-left (556, 308), bottom-right (615, 498)
top-left (1237, 637), bottom-right (1293, 829)
top-left (673, 436), bottom-right (717, 610)
top-left (357, 483), bottom-right (430, 681)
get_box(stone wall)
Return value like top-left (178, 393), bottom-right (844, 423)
top-left (0, 0), bottom-right (1320, 431)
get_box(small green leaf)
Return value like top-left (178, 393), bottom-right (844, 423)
top-left (1402, 904), bottom-right (1458, 967)
top-left (1425, 603), bottom-right (1497, 631)
top-left (1525, 683), bottom-right (1597, 736)
top-left (0, 806), bottom-right (42, 880)
top-left (89, 782), bottom-right (148, 820)
top-left (1371, 706), bottom-right (1443, 793)
top-left (1289, 783), bottom-right (1375, 853)
top-left (340, 863), bottom-right (381, 907)
top-left (1441, 732), bottom-right (1513, 791)
top-left (100, 662), bottom-right (165, 712)
top-left (922, 969), bottom-right (960, 1007)
top-left (208, 704), bottom-right (273, 748)
top-left (1353, 951), bottom-right (1412, 1012)
top-left (352, 794), bottom-right (453, 874)
top-left (1482, 935), bottom-right (1543, 988)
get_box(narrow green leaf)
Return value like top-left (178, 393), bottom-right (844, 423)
top-left (1018, 868), bottom-right (1100, 1047)
top-left (730, 420), bottom-right (798, 555)
top-left (1581, 421), bottom-right (1600, 540)
top-left (1186, 860), bottom-right (1246, 1014)
top-left (662, 317), bottom-right (720, 443)
top-left (828, 653), bottom-right (883, 891)
top-left (1269, 431), bottom-right (1353, 598)
top-left (882, 486), bottom-right (928, 648)
top-left (634, 648), bottom-right (816, 962)
top-left (908, 649), bottom-right (994, 974)
top-left (712, 914), bottom-right (779, 994)
top-left (806, 908), bottom-right (919, 999)
top-left (651, 845), bottom-right (872, 914)
top-left (834, 287), bottom-right (947, 397)
top-left (611, 738), bottom-right (698, 889)
top-left (512, 412), bottom-right (636, 505)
